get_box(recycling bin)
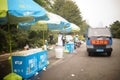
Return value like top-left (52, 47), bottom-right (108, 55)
top-left (12, 49), bottom-right (44, 79)
top-left (12, 51), bottom-right (38, 79)
top-left (65, 43), bottom-right (74, 53)
top-left (37, 50), bottom-right (48, 71)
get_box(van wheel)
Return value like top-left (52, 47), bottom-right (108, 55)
top-left (107, 52), bottom-right (111, 56)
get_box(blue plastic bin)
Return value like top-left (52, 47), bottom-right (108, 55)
top-left (12, 53), bottom-right (37, 79)
top-left (65, 43), bottom-right (74, 53)
top-left (37, 50), bottom-right (48, 71)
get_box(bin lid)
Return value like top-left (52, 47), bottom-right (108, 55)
top-left (12, 48), bottom-right (42, 56)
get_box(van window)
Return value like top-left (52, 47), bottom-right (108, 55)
top-left (88, 28), bottom-right (111, 37)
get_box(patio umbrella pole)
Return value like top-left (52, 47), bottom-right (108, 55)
top-left (43, 30), bottom-right (44, 46)
top-left (8, 13), bottom-right (13, 73)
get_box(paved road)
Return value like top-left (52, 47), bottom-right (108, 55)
top-left (40, 39), bottom-right (120, 80)
top-left (0, 39), bottom-right (120, 80)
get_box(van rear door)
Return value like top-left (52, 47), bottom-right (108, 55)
top-left (86, 28), bottom-right (112, 56)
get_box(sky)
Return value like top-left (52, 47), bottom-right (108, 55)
top-left (73, 0), bottom-right (120, 27)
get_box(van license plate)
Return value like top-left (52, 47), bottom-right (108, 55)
top-left (96, 49), bottom-right (104, 52)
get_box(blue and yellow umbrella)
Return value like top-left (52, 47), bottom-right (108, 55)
top-left (61, 23), bottom-right (80, 33)
top-left (0, 0), bottom-right (49, 76)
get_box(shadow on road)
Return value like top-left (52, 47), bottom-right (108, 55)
top-left (0, 60), bottom-right (11, 80)
top-left (88, 53), bottom-right (111, 57)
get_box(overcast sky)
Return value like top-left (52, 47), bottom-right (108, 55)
top-left (73, 0), bottom-right (120, 27)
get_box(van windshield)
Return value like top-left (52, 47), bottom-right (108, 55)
top-left (88, 28), bottom-right (111, 37)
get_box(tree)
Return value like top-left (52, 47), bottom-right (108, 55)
top-left (34, 0), bottom-right (53, 11)
top-left (110, 20), bottom-right (120, 38)
top-left (0, 29), bottom-right (9, 53)
top-left (52, 0), bottom-right (90, 35)
top-left (52, 0), bottom-right (66, 14)
top-left (34, 0), bottom-right (88, 35)
top-left (34, 0), bottom-right (46, 7)
top-left (53, 0), bottom-right (82, 26)
top-left (80, 20), bottom-right (89, 35)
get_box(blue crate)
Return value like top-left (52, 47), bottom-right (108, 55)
top-left (65, 43), bottom-right (74, 53)
top-left (12, 53), bottom-right (38, 79)
top-left (37, 50), bottom-right (48, 71)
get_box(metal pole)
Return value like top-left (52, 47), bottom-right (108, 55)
top-left (43, 30), bottom-right (44, 46)
top-left (8, 13), bottom-right (13, 72)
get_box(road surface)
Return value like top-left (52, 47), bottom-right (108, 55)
top-left (0, 39), bottom-right (120, 80)
top-left (40, 39), bottom-right (120, 80)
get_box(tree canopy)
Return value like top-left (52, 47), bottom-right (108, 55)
top-left (53, 0), bottom-right (82, 26)
top-left (0, 0), bottom-right (90, 54)
top-left (34, 0), bottom-right (46, 7)
top-left (34, 0), bottom-right (53, 11)
top-left (35, 0), bottom-right (88, 35)
top-left (110, 20), bottom-right (120, 38)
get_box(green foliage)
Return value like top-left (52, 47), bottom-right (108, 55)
top-left (34, 0), bottom-right (53, 12)
top-left (60, 1), bottom-right (82, 26)
top-left (80, 20), bottom-right (89, 35)
top-left (0, 24), bottom-right (50, 53)
top-left (28, 31), bottom-right (37, 39)
top-left (0, 0), bottom-right (90, 53)
top-left (0, 29), bottom-right (9, 53)
top-left (53, 0), bottom-right (66, 14)
top-left (53, 0), bottom-right (82, 26)
top-left (28, 30), bottom-right (49, 47)
top-left (29, 38), bottom-right (43, 48)
top-left (13, 30), bottom-right (29, 49)
top-left (34, 0), bottom-right (88, 35)
top-left (34, 0), bottom-right (46, 6)
top-left (110, 20), bottom-right (120, 38)
top-left (52, 0), bottom-right (88, 35)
